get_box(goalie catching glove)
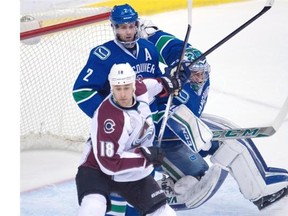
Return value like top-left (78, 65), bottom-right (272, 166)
top-left (135, 146), bottom-right (165, 166)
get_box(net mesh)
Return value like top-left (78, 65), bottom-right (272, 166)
top-left (20, 7), bottom-right (113, 151)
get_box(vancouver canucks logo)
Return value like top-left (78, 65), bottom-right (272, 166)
top-left (93, 46), bottom-right (111, 60)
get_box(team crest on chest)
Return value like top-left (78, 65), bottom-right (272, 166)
top-left (104, 119), bottom-right (115, 134)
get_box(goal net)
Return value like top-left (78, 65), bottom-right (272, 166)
top-left (20, 6), bottom-right (113, 152)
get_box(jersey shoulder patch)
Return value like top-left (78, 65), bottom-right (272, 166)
top-left (93, 45), bottom-right (111, 60)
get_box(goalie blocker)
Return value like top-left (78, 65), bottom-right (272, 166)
top-left (166, 104), bottom-right (213, 152)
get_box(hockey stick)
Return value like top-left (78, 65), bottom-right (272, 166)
top-left (159, 96), bottom-right (288, 142)
top-left (187, 0), bottom-right (275, 67)
top-left (187, 0), bottom-right (192, 26)
top-left (211, 96), bottom-right (288, 140)
top-left (157, 24), bottom-right (191, 146)
top-left (158, 0), bottom-right (274, 145)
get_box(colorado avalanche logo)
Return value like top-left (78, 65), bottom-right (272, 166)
top-left (104, 119), bottom-right (115, 134)
top-left (132, 121), bottom-right (155, 147)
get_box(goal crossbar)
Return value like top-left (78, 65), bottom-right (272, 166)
top-left (21, 12), bottom-right (111, 40)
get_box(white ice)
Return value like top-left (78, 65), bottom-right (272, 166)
top-left (18, 0), bottom-right (288, 215)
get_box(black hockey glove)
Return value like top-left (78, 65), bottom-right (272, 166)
top-left (158, 76), bottom-right (182, 96)
top-left (136, 146), bottom-right (165, 166)
top-left (165, 62), bottom-right (192, 84)
top-left (179, 62), bottom-right (192, 84)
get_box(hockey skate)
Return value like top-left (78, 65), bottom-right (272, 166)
top-left (253, 186), bottom-right (288, 210)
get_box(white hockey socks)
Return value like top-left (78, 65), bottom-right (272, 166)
top-left (77, 194), bottom-right (106, 216)
top-left (146, 203), bottom-right (176, 216)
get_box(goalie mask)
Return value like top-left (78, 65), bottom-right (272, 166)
top-left (110, 4), bottom-right (140, 48)
top-left (183, 47), bottom-right (210, 93)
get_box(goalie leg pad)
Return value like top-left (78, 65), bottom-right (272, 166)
top-left (211, 140), bottom-right (288, 201)
top-left (156, 174), bottom-right (197, 211)
top-left (174, 164), bottom-right (228, 208)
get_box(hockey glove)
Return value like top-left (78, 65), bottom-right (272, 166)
top-left (136, 146), bottom-right (165, 166)
top-left (159, 64), bottom-right (191, 96)
top-left (158, 76), bottom-right (182, 96)
top-left (164, 63), bottom-right (192, 87)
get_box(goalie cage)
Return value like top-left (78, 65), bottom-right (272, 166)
top-left (20, 6), bottom-right (113, 152)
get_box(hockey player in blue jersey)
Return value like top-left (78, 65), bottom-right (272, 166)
top-left (138, 22), bottom-right (228, 212)
top-left (139, 19), bottom-right (288, 211)
top-left (72, 5), bottom-right (163, 118)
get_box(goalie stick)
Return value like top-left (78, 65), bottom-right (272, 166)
top-left (210, 96), bottom-right (288, 140)
top-left (158, 0), bottom-right (274, 145)
top-left (187, 0), bottom-right (275, 68)
top-left (157, 24), bottom-right (191, 146)
top-left (159, 96), bottom-right (288, 142)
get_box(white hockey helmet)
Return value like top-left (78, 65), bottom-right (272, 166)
top-left (108, 63), bottom-right (136, 87)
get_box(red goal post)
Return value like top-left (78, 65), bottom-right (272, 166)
top-left (20, 7), bottom-right (113, 152)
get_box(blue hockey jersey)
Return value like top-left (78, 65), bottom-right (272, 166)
top-left (73, 38), bottom-right (163, 117)
top-left (148, 30), bottom-right (210, 138)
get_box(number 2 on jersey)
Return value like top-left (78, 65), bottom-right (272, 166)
top-left (83, 68), bottom-right (93, 82)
